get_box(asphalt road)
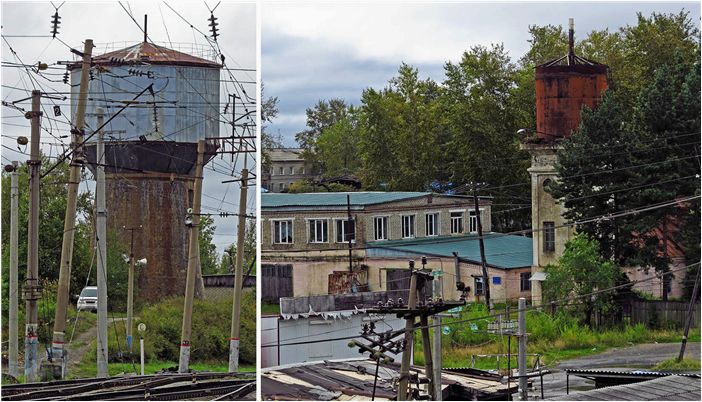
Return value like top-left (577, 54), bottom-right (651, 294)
top-left (538, 342), bottom-right (700, 399)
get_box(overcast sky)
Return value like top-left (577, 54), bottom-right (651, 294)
top-left (262, 0), bottom-right (700, 145)
top-left (1, 1), bottom-right (256, 255)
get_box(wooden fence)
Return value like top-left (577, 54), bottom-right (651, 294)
top-left (624, 300), bottom-right (700, 328)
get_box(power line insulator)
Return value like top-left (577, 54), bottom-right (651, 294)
top-left (208, 13), bottom-right (219, 42)
top-left (62, 71), bottom-right (69, 84)
top-left (50, 11), bottom-right (61, 38)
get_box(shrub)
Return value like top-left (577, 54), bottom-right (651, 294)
top-left (137, 291), bottom-right (256, 365)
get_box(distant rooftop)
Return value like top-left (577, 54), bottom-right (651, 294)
top-left (269, 148), bottom-right (304, 162)
top-left (367, 233), bottom-right (532, 269)
top-left (262, 191), bottom-right (433, 208)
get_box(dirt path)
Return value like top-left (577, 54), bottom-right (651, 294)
top-left (65, 316), bottom-right (129, 374)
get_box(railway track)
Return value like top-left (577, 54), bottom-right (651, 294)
top-left (1, 372), bottom-right (256, 401)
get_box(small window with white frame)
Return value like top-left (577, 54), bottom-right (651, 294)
top-left (374, 216), bottom-right (388, 241)
top-left (401, 215), bottom-right (416, 238)
top-left (308, 219), bottom-right (328, 243)
top-left (335, 218), bottom-right (356, 243)
top-left (273, 219), bottom-right (293, 244)
top-left (468, 209), bottom-right (484, 233)
top-left (425, 212), bottom-right (439, 236)
top-left (450, 211), bottom-right (464, 234)
top-left (278, 166), bottom-right (284, 176)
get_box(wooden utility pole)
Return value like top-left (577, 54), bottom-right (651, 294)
top-left (24, 90), bottom-right (42, 382)
top-left (678, 265), bottom-right (700, 362)
top-left (419, 314), bottom-right (435, 400)
top-left (472, 187), bottom-right (491, 311)
top-left (347, 194), bottom-right (353, 272)
top-left (229, 166), bottom-right (248, 372)
top-left (397, 261), bottom-right (418, 401)
top-left (52, 39), bottom-right (93, 377)
top-left (95, 108), bottom-right (108, 377)
top-left (123, 225), bottom-right (142, 353)
top-left (518, 297), bottom-right (528, 400)
top-left (8, 161), bottom-right (19, 377)
top-left (432, 268), bottom-right (443, 401)
top-left (179, 139), bottom-right (205, 373)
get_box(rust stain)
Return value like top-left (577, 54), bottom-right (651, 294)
top-left (535, 64), bottom-right (608, 139)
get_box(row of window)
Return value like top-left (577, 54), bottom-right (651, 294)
top-left (473, 272), bottom-right (532, 295)
top-left (270, 166), bottom-right (306, 176)
top-left (271, 210), bottom-right (485, 244)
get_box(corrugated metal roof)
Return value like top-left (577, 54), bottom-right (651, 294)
top-left (269, 148), bottom-right (304, 162)
top-left (262, 191), bottom-right (432, 208)
top-left (88, 42), bottom-right (221, 68)
top-left (553, 375), bottom-right (701, 401)
top-left (367, 234), bottom-right (533, 269)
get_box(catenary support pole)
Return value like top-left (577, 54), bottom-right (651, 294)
top-left (432, 268), bottom-right (443, 401)
top-left (518, 297), bottom-right (528, 400)
top-left (678, 264), bottom-right (700, 362)
top-left (24, 90), bottom-right (42, 382)
top-left (123, 225), bottom-right (141, 353)
top-left (95, 109), bottom-right (108, 378)
top-left (229, 167), bottom-right (248, 372)
top-left (473, 187), bottom-right (491, 311)
top-left (9, 161), bottom-right (19, 377)
top-left (52, 39), bottom-right (93, 378)
top-left (397, 261), bottom-right (418, 401)
top-left (179, 139), bottom-right (205, 373)
top-left (420, 314), bottom-right (435, 400)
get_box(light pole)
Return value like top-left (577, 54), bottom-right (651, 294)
top-left (137, 323), bottom-right (146, 375)
top-left (122, 225), bottom-right (143, 353)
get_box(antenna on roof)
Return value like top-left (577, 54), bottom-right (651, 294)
top-left (143, 14), bottom-right (148, 43)
top-left (568, 18), bottom-right (575, 65)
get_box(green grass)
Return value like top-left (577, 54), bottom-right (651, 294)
top-left (413, 303), bottom-right (701, 369)
top-left (652, 357), bottom-right (701, 372)
top-left (72, 359), bottom-right (255, 378)
top-left (261, 302), bottom-right (280, 315)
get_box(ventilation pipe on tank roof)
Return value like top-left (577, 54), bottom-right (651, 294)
top-left (568, 18), bottom-right (575, 66)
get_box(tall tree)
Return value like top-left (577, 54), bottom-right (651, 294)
top-left (295, 98), bottom-right (349, 173)
top-left (316, 109), bottom-right (361, 177)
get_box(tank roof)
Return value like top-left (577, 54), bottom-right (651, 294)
top-left (71, 42), bottom-right (221, 69)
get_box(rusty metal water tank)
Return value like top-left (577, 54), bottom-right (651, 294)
top-left (70, 41), bottom-right (221, 301)
top-left (535, 19), bottom-right (608, 140)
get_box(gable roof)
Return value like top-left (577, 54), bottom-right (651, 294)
top-left (553, 374), bottom-right (700, 401)
top-left (367, 233), bottom-right (533, 269)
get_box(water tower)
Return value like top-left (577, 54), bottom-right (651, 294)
top-left (521, 19), bottom-right (608, 304)
top-left (73, 40), bottom-right (221, 301)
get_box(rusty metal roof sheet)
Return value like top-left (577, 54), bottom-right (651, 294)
top-left (88, 42), bottom-right (221, 68)
top-left (553, 374), bottom-right (701, 401)
top-left (262, 358), bottom-right (514, 400)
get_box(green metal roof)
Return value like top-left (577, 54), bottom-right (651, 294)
top-left (367, 234), bottom-right (533, 269)
top-left (262, 192), bottom-right (432, 208)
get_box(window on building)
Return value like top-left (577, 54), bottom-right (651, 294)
top-left (520, 272), bottom-right (532, 292)
top-left (278, 183), bottom-right (284, 192)
top-left (450, 211), bottom-right (464, 234)
top-left (289, 167), bottom-right (294, 175)
top-left (374, 216), bottom-right (388, 241)
top-left (301, 167), bottom-right (306, 175)
top-left (474, 277), bottom-right (484, 295)
top-left (278, 166), bottom-right (284, 176)
top-left (308, 219), bottom-right (328, 243)
top-left (426, 212), bottom-right (439, 236)
top-left (543, 221), bottom-right (555, 252)
top-left (468, 210), bottom-right (483, 233)
top-left (273, 220), bottom-right (293, 244)
top-left (335, 218), bottom-right (356, 243)
top-left (401, 215), bottom-right (415, 238)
